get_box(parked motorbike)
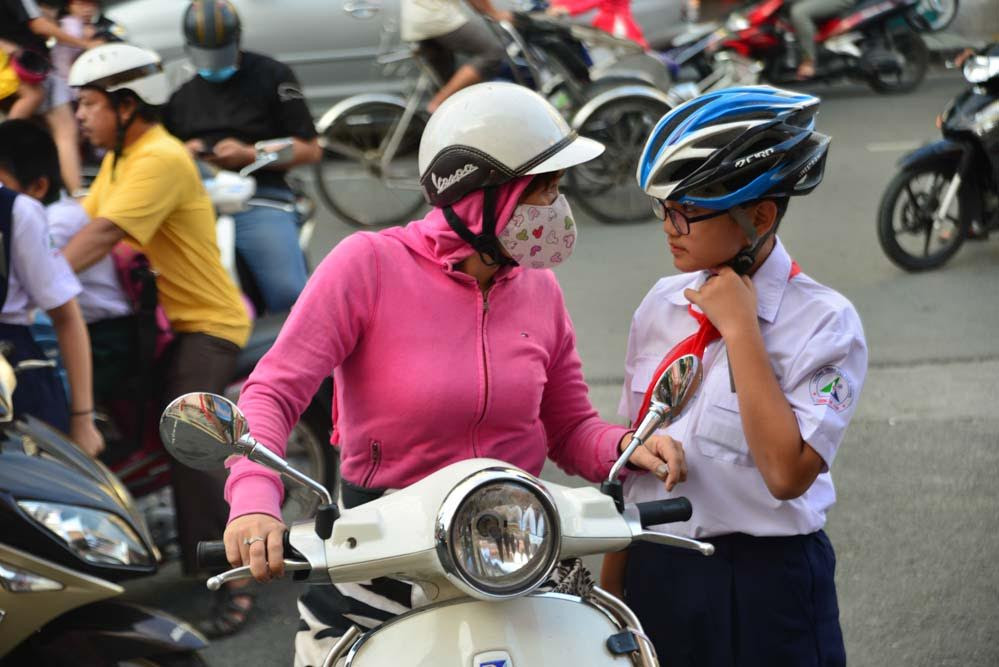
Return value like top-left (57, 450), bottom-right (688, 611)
top-left (877, 48), bottom-right (999, 271)
top-left (158, 354), bottom-right (712, 667)
top-left (0, 348), bottom-right (208, 666)
top-left (671, 0), bottom-right (952, 94)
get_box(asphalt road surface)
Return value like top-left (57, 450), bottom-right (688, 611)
top-left (125, 71), bottom-right (999, 666)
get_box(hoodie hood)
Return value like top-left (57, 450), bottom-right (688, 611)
top-left (381, 175), bottom-right (535, 269)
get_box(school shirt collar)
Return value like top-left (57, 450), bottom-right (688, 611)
top-left (664, 237), bottom-right (793, 324)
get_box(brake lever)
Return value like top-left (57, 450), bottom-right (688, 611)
top-left (206, 559), bottom-right (311, 591)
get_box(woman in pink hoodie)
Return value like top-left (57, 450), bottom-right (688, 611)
top-left (219, 82), bottom-right (686, 659)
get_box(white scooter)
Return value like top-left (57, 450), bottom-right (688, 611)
top-left (158, 355), bottom-right (714, 667)
top-left (201, 138), bottom-right (317, 302)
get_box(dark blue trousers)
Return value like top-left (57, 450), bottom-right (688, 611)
top-left (0, 323), bottom-right (69, 433)
top-left (624, 530), bottom-right (846, 667)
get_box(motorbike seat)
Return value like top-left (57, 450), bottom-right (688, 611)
top-left (234, 310), bottom-right (288, 380)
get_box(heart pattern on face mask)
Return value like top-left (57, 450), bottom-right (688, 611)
top-left (497, 195), bottom-right (578, 271)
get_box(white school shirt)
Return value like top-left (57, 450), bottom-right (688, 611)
top-left (619, 238), bottom-right (868, 538)
top-left (46, 193), bottom-right (132, 323)
top-left (0, 188), bottom-right (82, 325)
top-left (400, 0), bottom-right (468, 41)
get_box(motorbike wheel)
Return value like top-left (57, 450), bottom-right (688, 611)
top-left (313, 101), bottom-right (428, 229)
top-left (877, 160), bottom-right (972, 271)
top-left (907, 0), bottom-right (960, 33)
top-left (868, 31), bottom-right (929, 94)
top-left (566, 97), bottom-right (670, 224)
top-left (117, 654), bottom-right (208, 667)
top-left (280, 400), bottom-right (336, 524)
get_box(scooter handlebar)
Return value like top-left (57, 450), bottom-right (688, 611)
top-left (635, 497), bottom-right (693, 528)
top-left (197, 541), bottom-right (231, 570)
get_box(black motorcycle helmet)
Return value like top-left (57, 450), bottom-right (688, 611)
top-left (182, 0), bottom-right (242, 77)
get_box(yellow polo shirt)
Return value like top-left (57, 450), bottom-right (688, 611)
top-left (83, 125), bottom-right (250, 347)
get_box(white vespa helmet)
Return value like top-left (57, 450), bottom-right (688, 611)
top-left (419, 82), bottom-right (604, 208)
top-left (69, 43), bottom-right (170, 106)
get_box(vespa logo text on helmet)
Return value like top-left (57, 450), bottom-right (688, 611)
top-left (735, 148), bottom-right (775, 169)
top-left (433, 164), bottom-right (479, 194)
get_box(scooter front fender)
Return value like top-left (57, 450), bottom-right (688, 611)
top-left (570, 85), bottom-right (672, 130)
top-left (897, 138), bottom-right (967, 171)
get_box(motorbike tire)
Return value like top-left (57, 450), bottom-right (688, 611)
top-left (313, 100), bottom-right (427, 229)
top-left (868, 31), bottom-right (929, 94)
top-left (906, 0), bottom-right (960, 33)
top-left (877, 159), bottom-right (973, 271)
top-left (279, 399), bottom-right (337, 524)
top-left (566, 96), bottom-right (670, 224)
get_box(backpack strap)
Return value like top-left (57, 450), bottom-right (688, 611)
top-left (0, 187), bottom-right (17, 314)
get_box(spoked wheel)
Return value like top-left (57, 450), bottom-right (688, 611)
top-left (567, 97), bottom-right (668, 223)
top-left (279, 402), bottom-right (335, 523)
top-left (868, 31), bottom-right (929, 94)
top-left (877, 161), bottom-right (971, 271)
top-left (314, 101), bottom-right (428, 228)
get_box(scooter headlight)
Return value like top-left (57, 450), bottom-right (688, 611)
top-left (18, 501), bottom-right (153, 567)
top-left (436, 469), bottom-right (560, 599)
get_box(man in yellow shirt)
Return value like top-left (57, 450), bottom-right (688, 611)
top-left (63, 43), bottom-right (254, 633)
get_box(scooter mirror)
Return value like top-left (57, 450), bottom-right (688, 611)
top-left (159, 392), bottom-right (250, 470)
top-left (648, 353), bottom-right (702, 422)
top-left (604, 354), bottom-right (702, 496)
top-left (255, 137), bottom-right (295, 165)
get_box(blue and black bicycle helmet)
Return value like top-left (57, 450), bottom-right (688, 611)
top-left (637, 86), bottom-right (831, 272)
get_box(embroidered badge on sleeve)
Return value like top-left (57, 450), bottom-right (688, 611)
top-left (809, 365), bottom-right (854, 412)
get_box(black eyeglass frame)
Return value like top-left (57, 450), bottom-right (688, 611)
top-left (650, 197), bottom-right (726, 235)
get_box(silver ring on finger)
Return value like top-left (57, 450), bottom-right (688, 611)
top-left (654, 462), bottom-right (670, 480)
top-left (243, 536), bottom-right (265, 546)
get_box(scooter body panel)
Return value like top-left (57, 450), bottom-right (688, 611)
top-left (345, 593), bottom-right (630, 666)
top-left (0, 543), bottom-right (122, 656)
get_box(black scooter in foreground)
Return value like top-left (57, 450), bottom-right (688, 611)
top-left (0, 349), bottom-right (207, 666)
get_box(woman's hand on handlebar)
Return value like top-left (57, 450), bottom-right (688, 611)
top-left (224, 513), bottom-right (287, 582)
top-left (621, 432), bottom-right (688, 492)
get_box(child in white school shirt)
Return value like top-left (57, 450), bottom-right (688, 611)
top-left (614, 86), bottom-right (867, 666)
top-left (0, 119), bottom-right (103, 456)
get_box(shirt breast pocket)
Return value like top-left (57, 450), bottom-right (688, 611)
top-left (694, 390), bottom-right (755, 467)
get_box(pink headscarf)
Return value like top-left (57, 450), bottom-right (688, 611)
top-left (380, 175), bottom-right (536, 267)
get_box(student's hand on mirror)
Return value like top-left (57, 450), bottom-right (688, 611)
top-left (622, 432), bottom-right (688, 491)
top-left (684, 266), bottom-right (758, 339)
top-left (71, 416), bottom-right (105, 457)
top-left (224, 513), bottom-right (288, 582)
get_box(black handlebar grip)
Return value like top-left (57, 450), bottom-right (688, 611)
top-left (196, 540), bottom-right (231, 570)
top-left (636, 497), bottom-right (693, 527)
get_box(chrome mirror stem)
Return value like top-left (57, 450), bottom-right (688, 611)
top-left (241, 434), bottom-right (334, 506)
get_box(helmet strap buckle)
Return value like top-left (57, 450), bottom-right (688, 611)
top-left (727, 205), bottom-right (775, 276)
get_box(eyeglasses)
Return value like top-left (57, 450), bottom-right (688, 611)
top-left (650, 198), bottom-right (724, 235)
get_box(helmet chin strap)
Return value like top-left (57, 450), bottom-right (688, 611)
top-left (442, 186), bottom-right (518, 268)
top-left (727, 205), bottom-right (775, 276)
top-left (109, 98), bottom-right (138, 180)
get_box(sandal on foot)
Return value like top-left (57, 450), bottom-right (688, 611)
top-left (197, 586), bottom-right (257, 638)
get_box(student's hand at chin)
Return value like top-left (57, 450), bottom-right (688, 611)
top-left (71, 417), bottom-right (105, 457)
top-left (684, 266), bottom-right (758, 339)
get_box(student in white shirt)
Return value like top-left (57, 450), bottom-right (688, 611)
top-left (400, 0), bottom-right (511, 112)
top-left (0, 119), bottom-right (103, 456)
top-left (616, 86), bottom-right (867, 666)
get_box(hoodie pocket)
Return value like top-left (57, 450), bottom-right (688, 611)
top-left (361, 440), bottom-right (382, 487)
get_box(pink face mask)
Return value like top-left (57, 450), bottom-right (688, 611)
top-left (497, 195), bottom-right (577, 270)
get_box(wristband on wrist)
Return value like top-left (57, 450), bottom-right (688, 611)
top-left (71, 408), bottom-right (95, 417)
top-left (619, 430), bottom-right (644, 471)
